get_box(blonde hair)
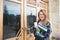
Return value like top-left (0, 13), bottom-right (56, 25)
top-left (38, 9), bottom-right (48, 26)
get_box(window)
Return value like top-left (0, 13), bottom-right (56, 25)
top-left (3, 0), bottom-right (21, 39)
top-left (26, 6), bottom-right (36, 34)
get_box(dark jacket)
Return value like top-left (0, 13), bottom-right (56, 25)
top-left (34, 22), bottom-right (52, 40)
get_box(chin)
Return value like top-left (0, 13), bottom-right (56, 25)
top-left (41, 19), bottom-right (44, 21)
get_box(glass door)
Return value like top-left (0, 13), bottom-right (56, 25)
top-left (3, 0), bottom-right (49, 40)
top-left (23, 0), bottom-right (37, 40)
top-left (3, 0), bottom-right (22, 40)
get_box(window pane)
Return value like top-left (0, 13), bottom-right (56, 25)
top-left (3, 1), bottom-right (21, 39)
top-left (27, 0), bottom-right (36, 6)
top-left (26, 6), bottom-right (36, 34)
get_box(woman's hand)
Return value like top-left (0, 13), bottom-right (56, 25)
top-left (34, 26), bottom-right (40, 31)
top-left (34, 22), bottom-right (40, 31)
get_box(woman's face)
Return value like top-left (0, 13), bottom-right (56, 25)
top-left (39, 12), bottom-right (45, 21)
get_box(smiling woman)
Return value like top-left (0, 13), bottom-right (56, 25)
top-left (3, 0), bottom-right (21, 40)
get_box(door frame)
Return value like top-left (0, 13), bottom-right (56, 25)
top-left (0, 0), bottom-right (3, 40)
top-left (0, 0), bottom-right (49, 40)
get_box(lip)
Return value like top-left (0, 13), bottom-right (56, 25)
top-left (40, 17), bottom-right (44, 18)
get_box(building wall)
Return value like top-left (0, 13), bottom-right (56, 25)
top-left (49, 0), bottom-right (60, 39)
top-left (59, 0), bottom-right (60, 38)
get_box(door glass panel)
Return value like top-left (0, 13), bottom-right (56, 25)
top-left (27, 0), bottom-right (36, 6)
top-left (26, 6), bottom-right (36, 34)
top-left (3, 0), bottom-right (21, 39)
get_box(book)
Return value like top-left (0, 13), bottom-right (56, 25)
top-left (34, 22), bottom-right (47, 38)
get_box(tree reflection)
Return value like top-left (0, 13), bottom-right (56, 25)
top-left (3, 5), bottom-right (21, 39)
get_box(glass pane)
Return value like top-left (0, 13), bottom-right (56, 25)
top-left (41, 0), bottom-right (48, 2)
top-left (27, 0), bottom-right (36, 6)
top-left (17, 0), bottom-right (21, 1)
top-left (26, 6), bottom-right (36, 34)
top-left (3, 0), bottom-right (21, 39)
top-left (39, 2), bottom-right (47, 9)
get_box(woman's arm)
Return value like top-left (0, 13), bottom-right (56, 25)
top-left (45, 22), bottom-right (52, 37)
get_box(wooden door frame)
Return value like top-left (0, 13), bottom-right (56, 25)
top-left (0, 0), bottom-right (3, 40)
top-left (23, 0), bottom-right (49, 40)
top-left (23, 0), bottom-right (38, 40)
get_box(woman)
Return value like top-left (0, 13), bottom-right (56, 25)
top-left (34, 10), bottom-right (52, 40)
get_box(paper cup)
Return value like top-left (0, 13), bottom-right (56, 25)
top-left (34, 22), bottom-right (37, 27)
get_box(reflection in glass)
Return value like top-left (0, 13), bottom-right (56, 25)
top-left (3, 1), bottom-right (21, 39)
top-left (26, 6), bottom-right (36, 34)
